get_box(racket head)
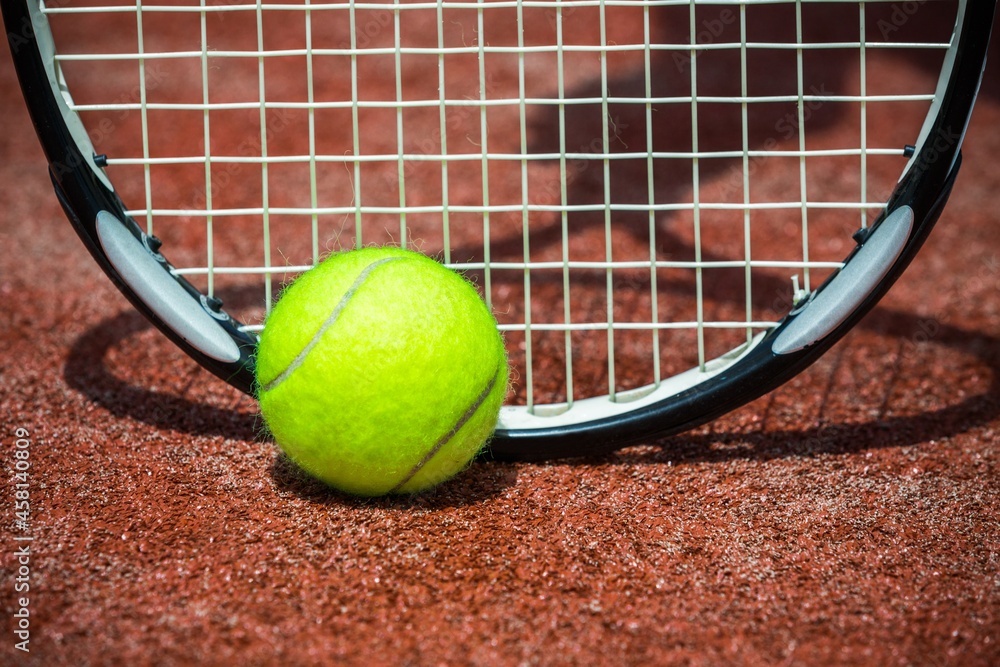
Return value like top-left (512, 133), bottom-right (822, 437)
top-left (3, 0), bottom-right (995, 461)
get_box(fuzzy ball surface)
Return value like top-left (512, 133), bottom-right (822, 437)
top-left (255, 247), bottom-right (509, 497)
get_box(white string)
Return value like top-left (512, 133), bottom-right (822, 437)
top-left (859, 1), bottom-right (869, 230)
top-left (688, 0), bottom-right (706, 372)
top-left (393, 0), bottom-right (407, 246)
top-left (255, 0), bottom-right (273, 311)
top-left (643, 2), bottom-right (660, 387)
top-left (103, 146), bottom-right (913, 165)
top-left (795, 2), bottom-right (811, 293)
top-left (516, 0), bottom-right (535, 411)
top-left (128, 200), bottom-right (897, 219)
top-left (54, 41), bottom-right (951, 62)
top-left (171, 258), bottom-right (847, 277)
top-left (437, 0), bottom-right (451, 264)
top-left (740, 2), bottom-right (752, 345)
top-left (305, 0), bottom-right (320, 263)
top-left (477, 2), bottom-right (493, 313)
top-left (200, 0), bottom-right (214, 297)
top-left (556, 1), bottom-right (574, 407)
top-left (69, 93), bottom-right (939, 113)
top-left (598, 0), bottom-right (617, 398)
top-left (135, 0), bottom-right (152, 237)
top-left (349, 0), bottom-right (363, 245)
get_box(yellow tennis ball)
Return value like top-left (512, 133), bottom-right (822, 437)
top-left (255, 246), bottom-right (508, 497)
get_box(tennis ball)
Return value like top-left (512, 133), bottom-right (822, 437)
top-left (255, 246), bottom-right (508, 497)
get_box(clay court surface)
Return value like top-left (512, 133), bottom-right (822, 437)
top-left (2, 4), bottom-right (1000, 666)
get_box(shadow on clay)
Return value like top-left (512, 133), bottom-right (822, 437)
top-left (63, 296), bottom-right (997, 490)
top-left (269, 451), bottom-right (519, 510)
top-left (62, 306), bottom-right (517, 507)
top-left (609, 306), bottom-right (1000, 467)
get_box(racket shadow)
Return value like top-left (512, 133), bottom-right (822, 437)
top-left (605, 308), bottom-right (1000, 467)
top-left (63, 295), bottom-right (998, 474)
top-left (63, 308), bottom-right (260, 442)
top-left (62, 303), bottom-right (517, 506)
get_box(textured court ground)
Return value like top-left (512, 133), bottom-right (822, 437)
top-left (2, 7), bottom-right (999, 667)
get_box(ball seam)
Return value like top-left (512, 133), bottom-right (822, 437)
top-left (388, 360), bottom-right (504, 494)
top-left (260, 255), bottom-right (405, 393)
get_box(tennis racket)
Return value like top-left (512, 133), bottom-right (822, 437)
top-left (4, 0), bottom-right (994, 461)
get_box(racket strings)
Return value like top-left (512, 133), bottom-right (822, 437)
top-left (42, 0), bottom-right (955, 407)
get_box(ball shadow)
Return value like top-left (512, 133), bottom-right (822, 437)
top-left (269, 451), bottom-right (519, 510)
